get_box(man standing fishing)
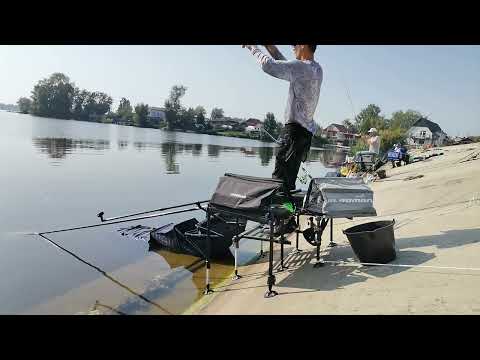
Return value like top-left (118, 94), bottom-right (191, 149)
top-left (242, 45), bottom-right (323, 192)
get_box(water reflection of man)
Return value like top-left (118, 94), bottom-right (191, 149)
top-left (242, 45), bottom-right (323, 191)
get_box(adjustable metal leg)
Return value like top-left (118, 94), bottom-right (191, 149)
top-left (232, 219), bottom-right (242, 280)
top-left (232, 237), bottom-right (241, 280)
top-left (204, 210), bottom-right (213, 294)
top-left (293, 213), bottom-right (302, 253)
top-left (265, 219), bottom-right (278, 298)
top-left (259, 232), bottom-right (265, 258)
top-left (314, 217), bottom-right (325, 268)
top-left (204, 261), bottom-right (213, 294)
top-left (278, 227), bottom-right (288, 272)
top-left (328, 217), bottom-right (337, 247)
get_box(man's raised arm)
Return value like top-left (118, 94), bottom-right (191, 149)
top-left (242, 45), bottom-right (294, 82)
top-left (263, 45), bottom-right (287, 60)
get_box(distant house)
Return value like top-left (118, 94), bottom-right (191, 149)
top-left (241, 118), bottom-right (263, 137)
top-left (208, 117), bottom-right (245, 131)
top-left (242, 118), bottom-right (263, 130)
top-left (406, 118), bottom-right (447, 147)
top-left (148, 107), bottom-right (166, 122)
top-left (324, 123), bottom-right (357, 145)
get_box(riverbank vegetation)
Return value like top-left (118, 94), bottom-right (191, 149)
top-left (15, 73), bottom-right (292, 143)
top-left (14, 72), bottom-right (437, 149)
top-left (346, 105), bottom-right (427, 155)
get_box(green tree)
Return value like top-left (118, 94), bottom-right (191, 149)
top-left (83, 91), bottom-right (113, 121)
top-left (72, 88), bottom-right (90, 120)
top-left (116, 97), bottom-right (133, 122)
top-left (342, 118), bottom-right (357, 133)
top-left (261, 112), bottom-right (279, 141)
top-left (210, 107), bottom-right (224, 120)
top-left (133, 103), bottom-right (150, 127)
top-left (379, 127), bottom-right (407, 153)
top-left (390, 110), bottom-right (422, 130)
top-left (164, 101), bottom-right (176, 130)
top-left (17, 97), bottom-right (32, 114)
top-left (180, 107), bottom-right (196, 131)
top-left (354, 104), bottom-right (387, 134)
top-left (194, 106), bottom-right (207, 129)
top-left (276, 120), bottom-right (284, 134)
top-left (30, 73), bottom-right (76, 119)
top-left (164, 85), bottom-right (187, 130)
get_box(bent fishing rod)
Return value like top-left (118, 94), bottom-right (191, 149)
top-left (32, 200), bottom-right (212, 315)
top-left (35, 200), bottom-right (209, 236)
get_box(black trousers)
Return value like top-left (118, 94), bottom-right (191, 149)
top-left (272, 123), bottom-right (313, 191)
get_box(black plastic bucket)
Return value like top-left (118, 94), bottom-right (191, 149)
top-left (343, 220), bottom-right (396, 263)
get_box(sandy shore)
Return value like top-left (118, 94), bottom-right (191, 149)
top-left (186, 142), bottom-right (480, 314)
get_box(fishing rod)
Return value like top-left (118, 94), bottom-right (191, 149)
top-left (260, 126), bottom-right (281, 144)
top-left (260, 125), bottom-right (315, 185)
top-left (35, 201), bottom-right (209, 236)
top-left (32, 201), bottom-right (214, 315)
top-left (97, 200), bottom-right (210, 222)
top-left (340, 70), bottom-right (357, 124)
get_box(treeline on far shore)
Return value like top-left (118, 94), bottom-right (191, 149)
top-left (15, 71), bottom-right (439, 152)
top-left (16, 72), bottom-right (330, 144)
top-left (0, 102), bottom-right (19, 112)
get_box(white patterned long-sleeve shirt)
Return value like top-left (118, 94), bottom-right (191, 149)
top-left (248, 45), bottom-right (322, 135)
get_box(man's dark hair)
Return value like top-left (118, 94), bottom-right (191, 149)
top-left (291, 45), bottom-right (317, 53)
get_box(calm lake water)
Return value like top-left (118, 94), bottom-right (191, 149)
top-left (0, 111), bottom-right (346, 314)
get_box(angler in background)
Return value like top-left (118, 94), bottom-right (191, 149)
top-left (242, 45), bottom-right (323, 192)
top-left (367, 128), bottom-right (381, 155)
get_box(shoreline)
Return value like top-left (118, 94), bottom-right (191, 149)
top-left (7, 112), bottom-right (339, 147)
top-left (187, 142), bottom-right (480, 315)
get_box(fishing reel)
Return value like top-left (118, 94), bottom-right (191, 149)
top-left (298, 164), bottom-right (313, 185)
top-left (302, 216), bottom-right (328, 246)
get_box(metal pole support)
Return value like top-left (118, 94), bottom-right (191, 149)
top-left (313, 216), bottom-right (325, 268)
top-left (328, 217), bottom-right (337, 247)
top-left (265, 217), bottom-right (278, 298)
top-left (294, 213), bottom-right (302, 253)
top-left (204, 210), bottom-right (213, 295)
top-left (232, 237), bottom-right (241, 280)
top-left (278, 220), bottom-right (289, 272)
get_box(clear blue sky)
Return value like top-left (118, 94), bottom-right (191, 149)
top-left (1, 45), bottom-right (479, 136)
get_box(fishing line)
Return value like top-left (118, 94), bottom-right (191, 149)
top-left (37, 233), bottom-right (172, 315)
top-left (339, 70), bottom-right (357, 123)
top-left (260, 126), bottom-right (316, 184)
top-left (332, 199), bottom-right (473, 227)
top-left (323, 260), bottom-right (480, 273)
top-left (260, 126), bottom-right (281, 144)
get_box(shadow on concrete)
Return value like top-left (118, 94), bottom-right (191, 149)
top-left (396, 228), bottom-right (480, 250)
top-left (275, 244), bottom-right (435, 294)
top-left (211, 228), bottom-right (480, 295)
